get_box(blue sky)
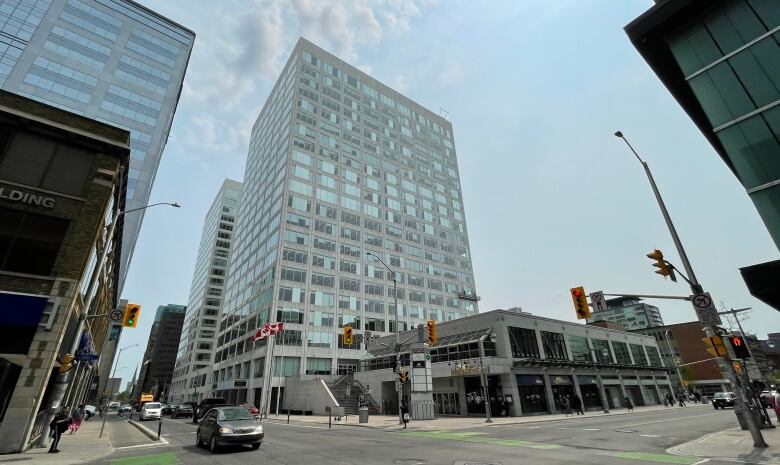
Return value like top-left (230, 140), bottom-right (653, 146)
top-left (115, 0), bottom-right (780, 384)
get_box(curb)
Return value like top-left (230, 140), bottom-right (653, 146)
top-left (267, 404), bottom-right (711, 431)
top-left (128, 419), bottom-right (161, 441)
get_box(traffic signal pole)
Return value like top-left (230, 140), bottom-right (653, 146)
top-left (615, 132), bottom-right (767, 448)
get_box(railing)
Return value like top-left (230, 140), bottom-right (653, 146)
top-left (29, 410), bottom-right (49, 447)
top-left (352, 380), bottom-right (381, 413)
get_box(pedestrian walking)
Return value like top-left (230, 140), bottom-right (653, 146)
top-left (400, 401), bottom-right (410, 429)
top-left (624, 396), bottom-right (633, 412)
top-left (571, 394), bottom-right (584, 415)
top-left (561, 395), bottom-right (572, 416)
top-left (694, 390), bottom-right (702, 404)
top-left (69, 405), bottom-right (85, 434)
top-left (49, 409), bottom-right (71, 453)
top-left (666, 392), bottom-right (674, 407)
top-left (677, 391), bottom-right (686, 407)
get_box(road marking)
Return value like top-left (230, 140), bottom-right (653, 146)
top-left (611, 451), bottom-right (700, 464)
top-left (115, 443), bottom-right (170, 451)
top-left (582, 428), bottom-right (600, 431)
top-left (110, 452), bottom-right (179, 464)
top-left (398, 430), bottom-right (560, 450)
top-left (620, 413), bottom-right (719, 428)
top-left (640, 434), bottom-right (661, 438)
top-left (526, 426), bottom-right (541, 429)
top-left (271, 422), bottom-right (328, 430)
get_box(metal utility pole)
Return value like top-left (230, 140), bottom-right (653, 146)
top-left (366, 252), bottom-right (403, 425)
top-left (478, 332), bottom-right (494, 423)
top-left (615, 131), bottom-right (767, 447)
top-left (589, 348), bottom-right (610, 414)
top-left (663, 330), bottom-right (682, 400)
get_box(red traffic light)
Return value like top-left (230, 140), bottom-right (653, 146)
top-left (732, 337), bottom-right (742, 346)
top-left (573, 289), bottom-right (582, 297)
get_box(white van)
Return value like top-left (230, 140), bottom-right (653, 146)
top-left (141, 402), bottom-right (162, 420)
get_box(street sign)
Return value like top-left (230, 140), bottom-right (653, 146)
top-left (589, 291), bottom-right (607, 312)
top-left (109, 309), bottom-right (124, 322)
top-left (690, 292), bottom-right (722, 326)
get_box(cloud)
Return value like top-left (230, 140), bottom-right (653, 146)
top-left (437, 60), bottom-right (462, 85)
top-left (184, 0), bottom-right (428, 107)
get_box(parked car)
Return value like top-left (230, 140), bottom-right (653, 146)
top-left (141, 402), bottom-right (163, 420)
top-left (195, 406), bottom-right (264, 452)
top-left (171, 404), bottom-right (194, 419)
top-left (240, 403), bottom-right (259, 417)
top-left (712, 392), bottom-right (736, 409)
top-left (194, 397), bottom-right (229, 420)
top-left (108, 401), bottom-right (120, 410)
top-left (118, 404), bottom-right (132, 414)
top-left (84, 405), bottom-right (96, 419)
top-left (161, 404), bottom-right (173, 415)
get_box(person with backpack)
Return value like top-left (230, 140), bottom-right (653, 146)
top-left (49, 409), bottom-right (71, 453)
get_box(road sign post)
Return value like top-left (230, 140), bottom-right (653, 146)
top-left (691, 292), bottom-right (722, 326)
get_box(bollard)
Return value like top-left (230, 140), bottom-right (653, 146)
top-left (329, 413), bottom-right (332, 429)
top-left (287, 409), bottom-right (290, 424)
top-left (157, 419), bottom-right (162, 439)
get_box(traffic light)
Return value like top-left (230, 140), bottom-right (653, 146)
top-left (646, 249), bottom-right (677, 282)
top-left (426, 320), bottom-right (437, 345)
top-left (570, 286), bottom-right (590, 319)
top-left (343, 325), bottom-right (354, 345)
top-left (733, 361), bottom-right (744, 374)
top-left (59, 354), bottom-right (75, 373)
top-left (123, 303), bottom-right (141, 328)
top-left (399, 371), bottom-right (409, 384)
top-left (702, 336), bottom-right (728, 358)
top-left (728, 335), bottom-right (751, 359)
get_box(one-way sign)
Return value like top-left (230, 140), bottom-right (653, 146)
top-left (589, 291), bottom-right (607, 312)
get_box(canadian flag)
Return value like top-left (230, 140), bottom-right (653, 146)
top-left (253, 322), bottom-right (284, 341)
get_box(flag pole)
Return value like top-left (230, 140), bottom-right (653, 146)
top-left (275, 325), bottom-right (285, 416)
top-left (264, 334), bottom-right (276, 419)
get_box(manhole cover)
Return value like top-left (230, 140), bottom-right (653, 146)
top-left (395, 460), bottom-right (427, 465)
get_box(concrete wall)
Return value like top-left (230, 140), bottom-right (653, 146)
top-left (282, 376), bottom-right (339, 414)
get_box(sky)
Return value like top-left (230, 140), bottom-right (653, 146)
top-left (114, 0), bottom-right (780, 385)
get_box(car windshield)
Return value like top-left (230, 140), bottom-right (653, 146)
top-left (145, 403), bottom-right (161, 409)
top-left (218, 408), bottom-right (254, 421)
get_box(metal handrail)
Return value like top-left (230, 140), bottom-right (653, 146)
top-left (30, 410), bottom-right (48, 446)
top-left (352, 379), bottom-right (381, 412)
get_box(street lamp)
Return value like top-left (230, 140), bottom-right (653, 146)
top-left (99, 344), bottom-right (138, 438)
top-left (614, 131), bottom-right (766, 447)
top-left (588, 348), bottom-right (610, 414)
top-left (365, 251), bottom-right (403, 425)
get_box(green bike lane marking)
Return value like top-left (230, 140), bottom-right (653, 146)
top-left (110, 452), bottom-right (180, 465)
top-left (397, 431), bottom-right (700, 464)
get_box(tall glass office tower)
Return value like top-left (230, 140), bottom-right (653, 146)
top-left (211, 38), bottom-right (479, 404)
top-left (0, 0), bottom-right (194, 285)
top-left (169, 179), bottom-right (241, 405)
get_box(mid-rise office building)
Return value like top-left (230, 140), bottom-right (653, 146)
top-left (586, 296), bottom-right (664, 330)
top-left (135, 303), bottom-right (185, 402)
top-left (625, 0), bottom-right (780, 311)
top-left (212, 38), bottom-right (480, 405)
top-left (0, 0), bottom-right (194, 286)
top-left (169, 179), bottom-right (241, 404)
top-left (0, 91), bottom-right (129, 452)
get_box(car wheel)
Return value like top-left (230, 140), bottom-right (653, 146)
top-left (195, 430), bottom-right (201, 447)
top-left (209, 435), bottom-right (218, 453)
top-left (251, 443), bottom-right (261, 450)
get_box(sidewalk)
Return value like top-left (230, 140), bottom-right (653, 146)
top-left (266, 403), bottom-right (710, 431)
top-left (0, 417), bottom-right (113, 465)
top-left (669, 420), bottom-right (780, 465)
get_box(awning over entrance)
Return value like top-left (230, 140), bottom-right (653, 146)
top-left (367, 329), bottom-right (491, 357)
top-left (740, 259), bottom-right (780, 311)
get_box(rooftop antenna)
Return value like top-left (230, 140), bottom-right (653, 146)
top-left (439, 108), bottom-right (449, 119)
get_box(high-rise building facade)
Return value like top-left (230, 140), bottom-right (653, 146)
top-left (169, 179), bottom-right (241, 404)
top-left (0, 0), bottom-right (194, 285)
top-left (134, 303), bottom-right (185, 402)
top-left (587, 297), bottom-right (664, 331)
top-left (212, 38), bottom-right (479, 404)
top-left (625, 0), bottom-right (780, 311)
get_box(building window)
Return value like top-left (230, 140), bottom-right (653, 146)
top-left (612, 341), bottom-right (632, 365)
top-left (645, 345), bottom-right (662, 367)
top-left (591, 339), bottom-right (612, 364)
top-left (0, 208), bottom-right (70, 275)
top-left (305, 357), bottom-right (332, 375)
top-left (630, 343), bottom-right (649, 366)
top-left (541, 331), bottom-right (568, 360)
top-left (508, 327), bottom-right (539, 359)
top-left (568, 335), bottom-right (589, 362)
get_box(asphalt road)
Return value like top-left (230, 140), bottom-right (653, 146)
top-left (89, 406), bottom-right (744, 465)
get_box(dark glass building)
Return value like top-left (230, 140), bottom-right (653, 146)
top-left (625, 0), bottom-right (780, 310)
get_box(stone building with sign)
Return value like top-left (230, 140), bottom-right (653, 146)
top-left (0, 91), bottom-right (129, 452)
